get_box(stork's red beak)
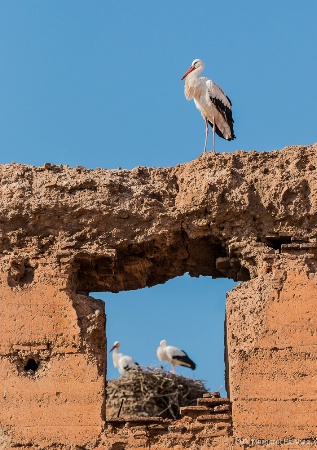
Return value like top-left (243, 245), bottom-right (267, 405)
top-left (180, 65), bottom-right (195, 81)
top-left (109, 344), bottom-right (116, 353)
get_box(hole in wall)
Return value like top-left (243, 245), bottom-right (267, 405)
top-left (10, 343), bottom-right (51, 379)
top-left (262, 236), bottom-right (292, 251)
top-left (24, 358), bottom-right (39, 372)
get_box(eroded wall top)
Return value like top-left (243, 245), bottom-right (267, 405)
top-left (1, 144), bottom-right (317, 292)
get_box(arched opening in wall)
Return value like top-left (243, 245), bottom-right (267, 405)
top-left (75, 236), bottom-right (247, 418)
top-left (92, 274), bottom-right (237, 393)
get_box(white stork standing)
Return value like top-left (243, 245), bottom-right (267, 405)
top-left (156, 339), bottom-right (196, 373)
top-left (109, 341), bottom-right (139, 375)
top-left (180, 59), bottom-right (235, 153)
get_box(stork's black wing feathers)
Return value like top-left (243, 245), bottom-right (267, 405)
top-left (206, 78), bottom-right (235, 140)
top-left (124, 361), bottom-right (139, 371)
top-left (209, 96), bottom-right (235, 140)
top-left (172, 350), bottom-right (196, 370)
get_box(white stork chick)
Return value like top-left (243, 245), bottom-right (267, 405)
top-left (109, 341), bottom-right (139, 375)
top-left (156, 339), bottom-right (196, 373)
top-left (181, 58), bottom-right (235, 153)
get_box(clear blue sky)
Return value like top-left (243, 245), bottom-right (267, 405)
top-left (0, 2), bottom-right (316, 391)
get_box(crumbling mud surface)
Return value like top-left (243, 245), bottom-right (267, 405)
top-left (0, 145), bottom-right (317, 290)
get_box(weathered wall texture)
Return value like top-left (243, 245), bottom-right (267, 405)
top-left (0, 271), bottom-right (106, 446)
top-left (227, 254), bottom-right (317, 442)
top-left (0, 145), bottom-right (317, 448)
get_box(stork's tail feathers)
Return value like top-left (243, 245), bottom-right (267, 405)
top-left (228, 133), bottom-right (236, 141)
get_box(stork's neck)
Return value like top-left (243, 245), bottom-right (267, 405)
top-left (112, 347), bottom-right (120, 367)
top-left (184, 70), bottom-right (204, 100)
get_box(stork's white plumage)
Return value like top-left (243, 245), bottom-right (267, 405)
top-left (109, 341), bottom-right (139, 375)
top-left (181, 59), bottom-right (235, 153)
top-left (156, 339), bottom-right (196, 373)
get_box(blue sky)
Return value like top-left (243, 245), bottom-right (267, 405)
top-left (0, 2), bottom-right (316, 391)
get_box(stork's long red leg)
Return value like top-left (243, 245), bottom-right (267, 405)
top-left (204, 119), bottom-right (209, 153)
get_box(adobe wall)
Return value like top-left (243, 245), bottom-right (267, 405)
top-left (0, 145), bottom-right (317, 448)
top-left (227, 253), bottom-right (317, 443)
top-left (0, 265), bottom-right (106, 447)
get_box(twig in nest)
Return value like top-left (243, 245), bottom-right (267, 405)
top-left (117, 398), bottom-right (124, 417)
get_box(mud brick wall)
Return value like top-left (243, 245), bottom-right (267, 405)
top-left (226, 254), bottom-right (317, 441)
top-left (0, 269), bottom-right (106, 446)
top-left (0, 145), bottom-right (317, 448)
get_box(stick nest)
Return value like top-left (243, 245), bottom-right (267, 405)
top-left (106, 367), bottom-right (208, 420)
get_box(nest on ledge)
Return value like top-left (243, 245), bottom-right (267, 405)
top-left (106, 367), bottom-right (208, 420)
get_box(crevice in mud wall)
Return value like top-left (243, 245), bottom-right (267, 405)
top-left (71, 293), bottom-right (106, 377)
